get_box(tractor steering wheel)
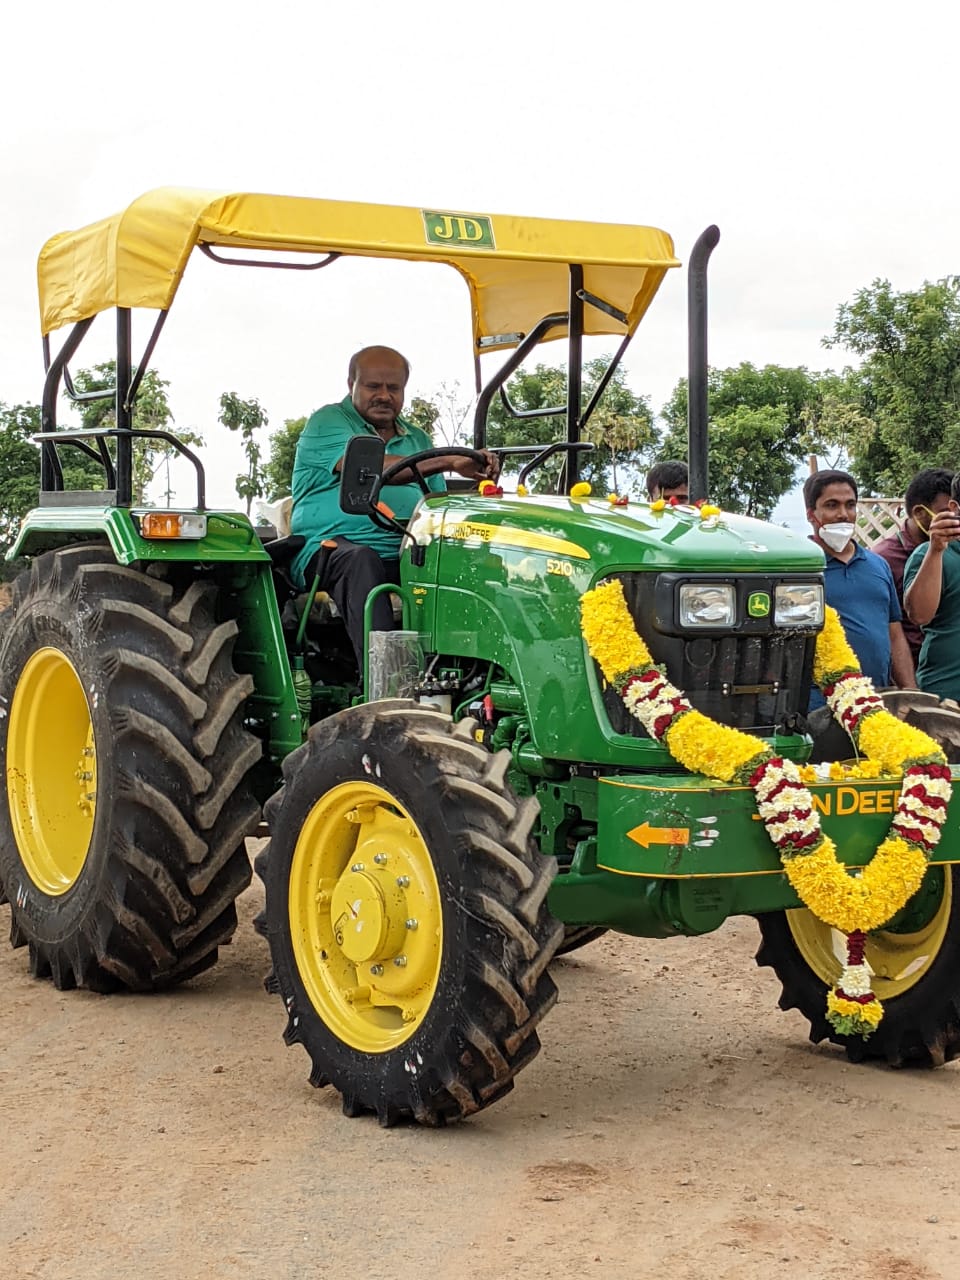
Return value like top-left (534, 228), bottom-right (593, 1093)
top-left (380, 446), bottom-right (494, 495)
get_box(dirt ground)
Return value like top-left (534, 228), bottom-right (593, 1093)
top-left (1, 843), bottom-right (958, 1280)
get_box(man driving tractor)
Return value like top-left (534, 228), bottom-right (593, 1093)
top-left (290, 345), bottom-right (500, 663)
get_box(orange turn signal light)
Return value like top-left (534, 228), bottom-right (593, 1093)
top-left (139, 511), bottom-right (208, 540)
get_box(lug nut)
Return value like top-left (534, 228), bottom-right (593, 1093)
top-left (393, 955), bottom-right (407, 968)
top-left (351, 863), bottom-right (365, 873)
top-left (373, 853), bottom-right (388, 865)
top-left (396, 875), bottom-right (410, 888)
top-left (405, 918), bottom-right (418, 930)
top-left (370, 963), bottom-right (384, 976)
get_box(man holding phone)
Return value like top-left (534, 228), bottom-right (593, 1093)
top-left (903, 473), bottom-right (960, 701)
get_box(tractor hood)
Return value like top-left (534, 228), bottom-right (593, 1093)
top-left (410, 491), bottom-right (824, 577)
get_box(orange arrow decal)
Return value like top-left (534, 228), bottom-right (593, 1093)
top-left (627, 821), bottom-right (690, 849)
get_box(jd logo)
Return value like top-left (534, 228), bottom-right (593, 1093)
top-left (422, 210), bottom-right (495, 250)
top-left (747, 591), bottom-right (771, 618)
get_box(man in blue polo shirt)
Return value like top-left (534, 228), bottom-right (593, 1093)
top-left (803, 469), bottom-right (914, 709)
top-left (290, 345), bottom-right (498, 664)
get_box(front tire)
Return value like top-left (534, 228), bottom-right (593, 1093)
top-left (756, 866), bottom-right (960, 1065)
top-left (762, 688), bottom-right (960, 1063)
top-left (0, 546), bottom-right (262, 990)
top-left (261, 700), bottom-right (563, 1125)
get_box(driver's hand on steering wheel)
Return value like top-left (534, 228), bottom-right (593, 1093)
top-left (450, 450), bottom-right (501, 482)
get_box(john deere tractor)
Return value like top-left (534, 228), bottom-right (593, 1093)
top-left (2, 190), bottom-right (959, 1127)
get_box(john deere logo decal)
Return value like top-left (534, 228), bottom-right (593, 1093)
top-left (747, 591), bottom-right (771, 618)
top-left (422, 210), bottom-right (495, 250)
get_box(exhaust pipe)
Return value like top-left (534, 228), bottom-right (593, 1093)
top-left (687, 225), bottom-right (720, 504)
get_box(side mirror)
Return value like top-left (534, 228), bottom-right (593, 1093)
top-left (339, 435), bottom-right (385, 515)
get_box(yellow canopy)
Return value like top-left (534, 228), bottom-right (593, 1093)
top-left (38, 188), bottom-right (679, 349)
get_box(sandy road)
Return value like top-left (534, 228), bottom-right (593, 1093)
top-left (1, 854), bottom-right (958, 1280)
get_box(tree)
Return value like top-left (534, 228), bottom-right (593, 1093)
top-left (659, 363), bottom-right (823, 517)
top-left (70, 362), bottom-right (202, 504)
top-left (0, 403), bottom-right (42, 571)
top-left (484, 358), bottom-right (656, 495)
top-left (823, 277), bottom-right (960, 494)
top-left (406, 381), bottom-right (473, 447)
top-left (0, 401), bottom-right (106, 576)
top-left (404, 397), bottom-right (439, 437)
top-left (797, 369), bottom-right (876, 474)
top-left (218, 392), bottom-right (268, 514)
top-left (263, 416), bottom-right (307, 498)
top-left (703, 405), bottom-right (794, 518)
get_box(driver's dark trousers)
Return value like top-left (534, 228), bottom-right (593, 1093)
top-left (303, 538), bottom-right (400, 668)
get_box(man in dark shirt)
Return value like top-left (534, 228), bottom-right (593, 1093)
top-left (873, 467), bottom-right (954, 665)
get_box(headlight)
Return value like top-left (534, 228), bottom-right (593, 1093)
top-left (679, 583), bottom-right (735, 627)
top-left (775, 582), bottom-right (824, 627)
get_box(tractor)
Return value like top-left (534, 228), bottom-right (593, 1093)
top-left (2, 189), bottom-right (959, 1127)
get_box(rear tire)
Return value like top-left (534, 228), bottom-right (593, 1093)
top-left (261, 700), bottom-right (563, 1125)
top-left (0, 546), bottom-right (262, 990)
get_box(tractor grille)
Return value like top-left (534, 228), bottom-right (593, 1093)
top-left (601, 572), bottom-right (819, 735)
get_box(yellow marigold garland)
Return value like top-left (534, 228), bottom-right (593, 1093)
top-left (663, 710), bottom-right (765, 782)
top-left (579, 580), bottom-right (952, 1040)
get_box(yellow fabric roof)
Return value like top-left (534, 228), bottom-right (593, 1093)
top-left (37, 188), bottom-right (680, 347)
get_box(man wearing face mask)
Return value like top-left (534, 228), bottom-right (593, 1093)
top-left (903, 472), bottom-right (960, 702)
top-left (803, 469), bottom-right (915, 710)
top-left (873, 468), bottom-right (955, 665)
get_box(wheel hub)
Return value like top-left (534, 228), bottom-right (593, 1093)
top-left (7, 646), bottom-right (96, 896)
top-left (330, 861), bottom-right (407, 964)
top-left (288, 781), bottom-right (443, 1052)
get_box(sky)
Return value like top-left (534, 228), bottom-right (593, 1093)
top-left (3, 0), bottom-right (958, 529)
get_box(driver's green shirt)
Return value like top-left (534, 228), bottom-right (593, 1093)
top-left (290, 396), bottom-right (445, 586)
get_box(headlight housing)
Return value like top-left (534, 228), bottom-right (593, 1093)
top-left (678, 583), bottom-right (736, 627)
top-left (775, 582), bottom-right (824, 628)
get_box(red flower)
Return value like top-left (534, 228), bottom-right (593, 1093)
top-left (777, 830), bottom-right (820, 852)
top-left (846, 930), bottom-right (866, 965)
top-left (835, 989), bottom-right (876, 1006)
top-left (891, 821), bottom-right (932, 849)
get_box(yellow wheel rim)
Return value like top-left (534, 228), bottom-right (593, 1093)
top-left (288, 780), bottom-right (443, 1053)
top-left (787, 874), bottom-right (952, 1001)
top-left (7, 647), bottom-right (97, 896)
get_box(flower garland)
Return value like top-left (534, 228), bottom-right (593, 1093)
top-left (579, 579), bottom-right (952, 1039)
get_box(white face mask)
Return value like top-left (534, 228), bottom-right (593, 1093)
top-left (819, 521), bottom-right (855, 553)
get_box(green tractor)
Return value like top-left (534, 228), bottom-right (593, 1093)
top-left (2, 189), bottom-right (959, 1127)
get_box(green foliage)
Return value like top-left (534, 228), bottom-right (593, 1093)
top-left (659, 363), bottom-right (823, 517)
top-left (824, 277), bottom-right (960, 494)
top-left (263, 416), bottom-right (306, 498)
top-left (219, 391), bottom-right (268, 514)
top-left (704, 405), bottom-right (794, 517)
top-left (405, 396), bottom-right (440, 436)
top-left (70, 362), bottom-right (201, 504)
top-left (0, 401), bottom-right (111, 575)
top-left (0, 403), bottom-right (42, 571)
top-left (485, 358), bottom-right (656, 495)
top-left (797, 369), bottom-right (876, 473)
